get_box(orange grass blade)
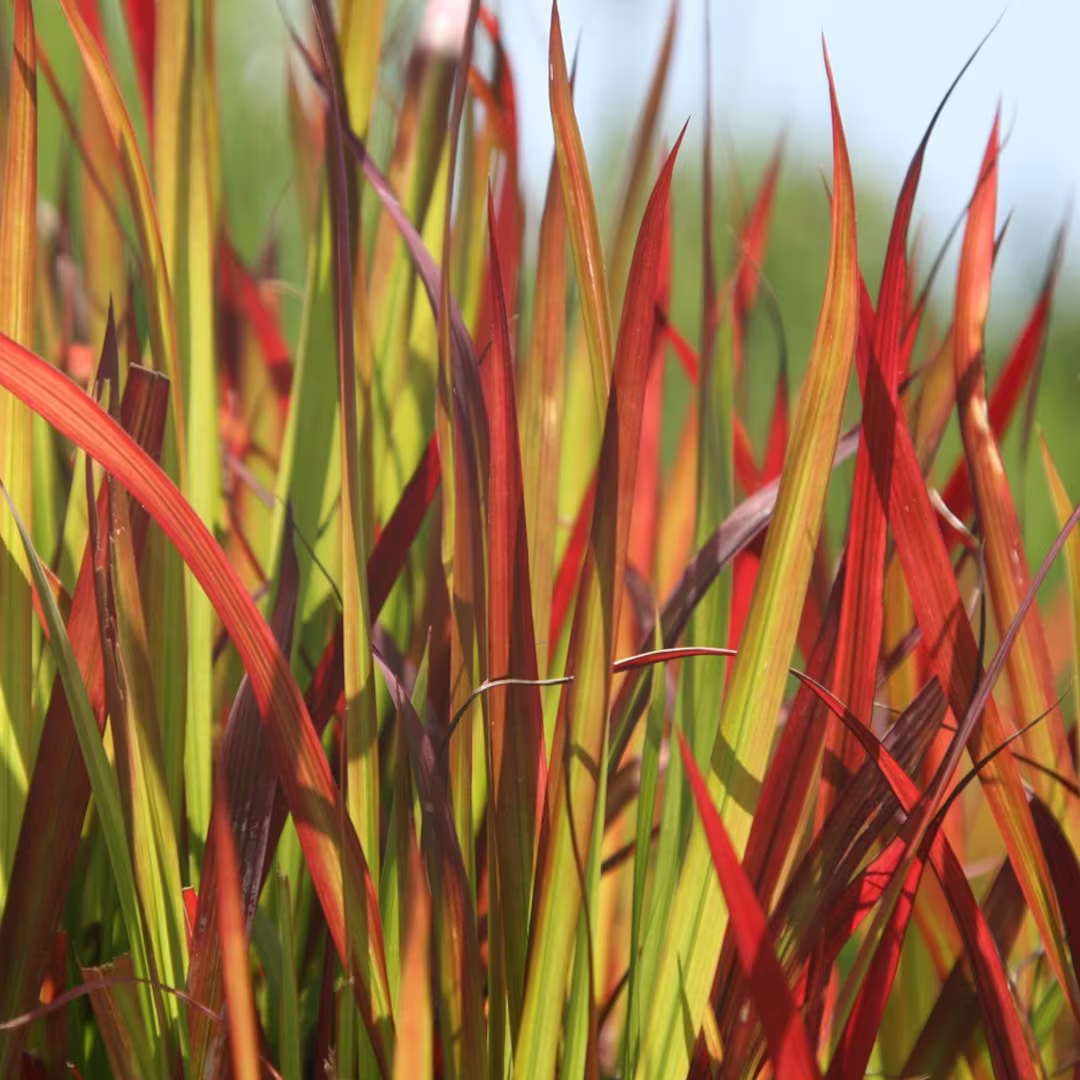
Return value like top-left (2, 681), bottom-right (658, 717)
top-left (549, 1), bottom-right (614, 427)
top-left (0, 0), bottom-right (37, 906)
top-left (953, 119), bottom-right (1077, 819)
top-left (940, 228), bottom-right (1065, 524)
top-left (0, 332), bottom-right (395, 1072)
top-left (390, 830), bottom-right (433, 1080)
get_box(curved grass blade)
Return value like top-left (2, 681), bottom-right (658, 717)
top-left (826, 22), bottom-right (981, 818)
top-left (0, 362), bottom-right (167, 1075)
top-left (0, 331), bottom-right (395, 1073)
top-left (636, 51), bottom-right (858, 1078)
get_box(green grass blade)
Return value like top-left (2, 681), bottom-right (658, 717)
top-left (0, 0), bottom-right (37, 905)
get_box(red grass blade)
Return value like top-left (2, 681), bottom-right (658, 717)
top-left (856, 259), bottom-right (1076, 1018)
top-left (824, 30), bottom-right (971, 818)
top-left (903, 860), bottom-right (1026, 1076)
top-left (217, 240), bottom-right (292, 426)
top-left (796, 676), bottom-right (1039, 1079)
top-left (678, 734), bottom-right (821, 1080)
top-left (628, 180), bottom-right (673, 581)
top-left (952, 119), bottom-right (1077, 815)
top-left (120, 0), bottom-right (155, 136)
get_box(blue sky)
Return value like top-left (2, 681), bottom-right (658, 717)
top-left (499, 0), bottom-right (1080, 297)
